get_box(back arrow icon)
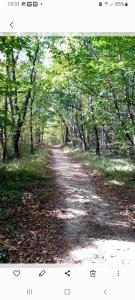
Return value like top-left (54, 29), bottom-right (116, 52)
top-left (65, 270), bottom-right (70, 277)
top-left (10, 22), bottom-right (14, 28)
top-left (104, 289), bottom-right (108, 295)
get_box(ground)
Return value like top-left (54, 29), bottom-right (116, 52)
top-left (49, 148), bottom-right (135, 264)
top-left (0, 147), bottom-right (135, 263)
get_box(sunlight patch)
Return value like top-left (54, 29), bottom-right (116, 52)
top-left (69, 239), bottom-right (135, 264)
top-left (55, 208), bottom-right (87, 219)
top-left (108, 179), bottom-right (124, 186)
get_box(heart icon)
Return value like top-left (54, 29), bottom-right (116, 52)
top-left (13, 270), bottom-right (20, 277)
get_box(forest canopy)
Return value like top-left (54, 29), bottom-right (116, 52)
top-left (0, 36), bottom-right (135, 160)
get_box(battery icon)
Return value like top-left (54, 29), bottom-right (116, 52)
top-left (33, 2), bottom-right (38, 6)
top-left (27, 2), bottom-right (32, 6)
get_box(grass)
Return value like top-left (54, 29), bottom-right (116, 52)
top-left (6, 149), bottom-right (49, 174)
top-left (0, 149), bottom-right (50, 197)
top-left (66, 148), bottom-right (135, 187)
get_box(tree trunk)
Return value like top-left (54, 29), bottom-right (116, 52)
top-left (81, 123), bottom-right (88, 151)
top-left (2, 129), bottom-right (7, 162)
top-left (8, 42), bottom-right (39, 158)
top-left (75, 112), bottom-right (88, 151)
top-left (112, 91), bottom-right (134, 146)
top-left (30, 97), bottom-right (34, 154)
top-left (72, 125), bottom-right (78, 148)
top-left (65, 125), bottom-right (70, 145)
top-left (89, 95), bottom-right (100, 155)
top-left (12, 128), bottom-right (21, 158)
top-left (2, 97), bottom-right (8, 162)
top-left (100, 125), bottom-right (106, 156)
top-left (94, 126), bottom-right (100, 155)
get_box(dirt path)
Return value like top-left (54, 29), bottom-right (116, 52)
top-left (51, 147), bottom-right (135, 264)
top-left (3, 147), bottom-right (135, 263)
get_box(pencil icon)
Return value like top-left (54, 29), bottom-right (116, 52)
top-left (39, 270), bottom-right (45, 277)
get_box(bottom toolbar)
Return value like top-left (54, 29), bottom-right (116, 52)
top-left (0, 265), bottom-right (135, 299)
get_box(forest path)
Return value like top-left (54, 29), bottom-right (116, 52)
top-left (51, 147), bottom-right (135, 264)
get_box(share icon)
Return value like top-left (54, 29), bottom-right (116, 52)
top-left (65, 270), bottom-right (70, 277)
